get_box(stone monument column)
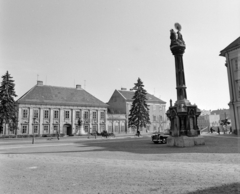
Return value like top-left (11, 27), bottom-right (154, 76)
top-left (166, 23), bottom-right (205, 147)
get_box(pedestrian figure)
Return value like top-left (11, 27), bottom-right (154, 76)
top-left (57, 129), bottom-right (60, 140)
top-left (137, 130), bottom-right (140, 137)
top-left (210, 127), bottom-right (213, 133)
top-left (229, 127), bottom-right (232, 134)
top-left (217, 127), bottom-right (220, 135)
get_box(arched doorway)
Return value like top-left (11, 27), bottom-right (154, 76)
top-left (63, 124), bottom-right (72, 136)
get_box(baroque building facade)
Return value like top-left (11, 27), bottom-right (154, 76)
top-left (15, 81), bottom-right (108, 136)
top-left (220, 37), bottom-right (240, 135)
top-left (107, 88), bottom-right (167, 133)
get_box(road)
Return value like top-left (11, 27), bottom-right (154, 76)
top-left (0, 135), bottom-right (239, 194)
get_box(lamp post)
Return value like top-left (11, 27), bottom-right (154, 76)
top-left (112, 116), bottom-right (114, 133)
top-left (32, 118), bottom-right (36, 144)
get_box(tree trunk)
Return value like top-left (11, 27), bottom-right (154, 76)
top-left (4, 123), bottom-right (6, 137)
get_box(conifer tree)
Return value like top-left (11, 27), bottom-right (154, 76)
top-left (128, 78), bottom-right (151, 133)
top-left (0, 71), bottom-right (18, 135)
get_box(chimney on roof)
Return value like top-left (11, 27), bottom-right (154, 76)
top-left (37, 81), bottom-right (43, 86)
top-left (121, 88), bottom-right (127, 90)
top-left (76, 85), bottom-right (82, 90)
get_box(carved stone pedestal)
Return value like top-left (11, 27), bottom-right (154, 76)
top-left (193, 136), bottom-right (205, 145)
top-left (167, 136), bottom-right (205, 147)
top-left (167, 136), bottom-right (194, 147)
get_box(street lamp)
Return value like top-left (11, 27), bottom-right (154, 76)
top-left (32, 118), bottom-right (36, 144)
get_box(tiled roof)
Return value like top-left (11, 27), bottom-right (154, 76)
top-left (17, 85), bottom-right (108, 108)
top-left (107, 108), bottom-right (124, 114)
top-left (220, 37), bottom-right (240, 56)
top-left (118, 90), bottom-right (166, 104)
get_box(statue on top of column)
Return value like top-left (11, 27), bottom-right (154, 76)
top-left (170, 23), bottom-right (186, 49)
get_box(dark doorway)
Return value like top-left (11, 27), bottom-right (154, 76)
top-left (64, 124), bottom-right (72, 136)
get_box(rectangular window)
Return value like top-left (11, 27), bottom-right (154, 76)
top-left (100, 125), bottom-right (105, 132)
top-left (54, 110), bottom-right (59, 119)
top-left (75, 111), bottom-right (80, 119)
top-left (84, 111), bottom-right (89, 119)
top-left (92, 125), bottom-right (97, 133)
top-left (159, 105), bottom-right (162, 111)
top-left (43, 125), bottom-right (49, 133)
top-left (93, 112), bottom-right (97, 119)
top-left (22, 125), bottom-right (28, 133)
top-left (33, 125), bottom-right (38, 134)
top-left (153, 115), bottom-right (156, 121)
top-left (53, 125), bottom-right (58, 132)
top-left (33, 110), bottom-right (39, 119)
top-left (44, 110), bottom-right (49, 119)
top-left (153, 126), bottom-right (157, 131)
top-left (159, 115), bottom-right (163, 121)
top-left (84, 125), bottom-right (89, 133)
top-left (115, 122), bottom-right (119, 133)
top-left (100, 112), bottom-right (105, 120)
top-left (153, 105), bottom-right (156, 110)
top-left (237, 80), bottom-right (240, 98)
top-left (235, 60), bottom-right (238, 70)
top-left (147, 126), bottom-right (150, 131)
top-left (65, 111), bottom-right (70, 119)
top-left (23, 109), bottom-right (28, 118)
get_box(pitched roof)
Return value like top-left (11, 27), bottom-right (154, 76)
top-left (220, 37), bottom-right (240, 56)
top-left (107, 107), bottom-right (125, 114)
top-left (17, 85), bottom-right (108, 108)
top-left (117, 90), bottom-right (166, 104)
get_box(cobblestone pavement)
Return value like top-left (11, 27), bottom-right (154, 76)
top-left (0, 136), bottom-right (239, 194)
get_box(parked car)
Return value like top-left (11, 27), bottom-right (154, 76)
top-left (151, 132), bottom-right (169, 144)
top-left (101, 130), bottom-right (115, 138)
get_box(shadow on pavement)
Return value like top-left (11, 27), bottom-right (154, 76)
top-left (2, 136), bottom-right (240, 155)
top-left (186, 182), bottom-right (240, 194)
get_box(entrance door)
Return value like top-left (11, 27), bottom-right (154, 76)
top-left (65, 124), bottom-right (72, 136)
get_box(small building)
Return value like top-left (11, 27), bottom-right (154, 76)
top-left (197, 115), bottom-right (209, 129)
top-left (209, 114), bottom-right (220, 127)
top-left (107, 88), bottom-right (167, 133)
top-left (200, 109), bottom-right (211, 116)
top-left (220, 37), bottom-right (240, 134)
top-left (15, 81), bottom-right (108, 136)
top-left (107, 108), bottom-right (126, 134)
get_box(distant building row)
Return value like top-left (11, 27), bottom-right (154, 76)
top-left (0, 81), bottom-right (167, 136)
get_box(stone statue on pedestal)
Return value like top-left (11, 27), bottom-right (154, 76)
top-left (166, 23), bottom-right (205, 147)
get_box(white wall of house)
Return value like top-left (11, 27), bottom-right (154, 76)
top-left (16, 104), bottom-right (107, 136)
top-left (225, 48), bottom-right (240, 133)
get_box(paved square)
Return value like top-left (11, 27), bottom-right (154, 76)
top-left (0, 135), bottom-right (239, 194)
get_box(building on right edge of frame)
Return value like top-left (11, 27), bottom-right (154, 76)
top-left (220, 37), bottom-right (240, 135)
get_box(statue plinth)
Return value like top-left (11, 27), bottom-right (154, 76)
top-left (166, 24), bottom-right (204, 147)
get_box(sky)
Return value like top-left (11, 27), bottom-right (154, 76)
top-left (0, 0), bottom-right (239, 111)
